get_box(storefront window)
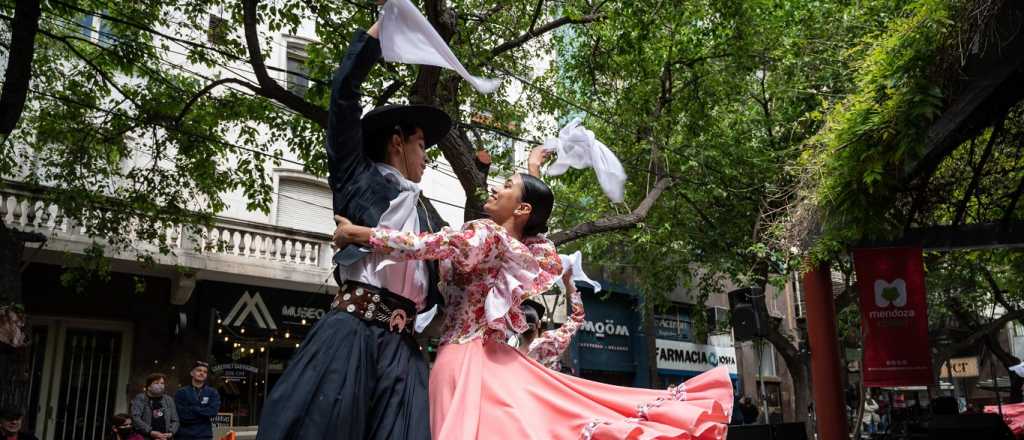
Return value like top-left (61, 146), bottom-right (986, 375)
top-left (200, 281), bottom-right (333, 427)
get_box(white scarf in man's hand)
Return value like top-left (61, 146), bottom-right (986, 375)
top-left (379, 0), bottom-right (500, 94)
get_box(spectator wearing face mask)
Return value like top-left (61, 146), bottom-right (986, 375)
top-left (131, 373), bottom-right (179, 439)
top-left (111, 414), bottom-right (144, 440)
top-left (0, 406), bottom-right (38, 440)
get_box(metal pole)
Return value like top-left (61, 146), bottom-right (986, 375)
top-left (803, 263), bottom-right (848, 440)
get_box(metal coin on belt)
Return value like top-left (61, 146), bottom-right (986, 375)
top-left (367, 303), bottom-right (376, 312)
top-left (364, 311), bottom-right (373, 319)
top-left (343, 293), bottom-right (351, 301)
top-left (372, 294), bottom-right (381, 303)
top-left (355, 287), bottom-right (364, 296)
top-left (346, 304), bottom-right (356, 313)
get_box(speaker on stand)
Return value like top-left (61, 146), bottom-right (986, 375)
top-left (727, 287), bottom-right (769, 341)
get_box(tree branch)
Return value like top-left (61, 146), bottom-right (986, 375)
top-left (1004, 173), bottom-right (1024, 225)
top-left (527, 0), bottom-right (545, 32)
top-left (489, 13), bottom-right (604, 58)
top-left (934, 306), bottom-right (1024, 370)
top-left (549, 177), bottom-right (672, 246)
top-left (980, 265), bottom-right (1016, 311)
top-left (241, 0), bottom-right (327, 128)
top-left (0, 0), bottom-right (41, 135)
top-left (374, 80), bottom-right (405, 107)
top-left (953, 119), bottom-right (1004, 225)
top-left (37, 29), bottom-right (142, 110)
top-left (175, 78), bottom-right (263, 124)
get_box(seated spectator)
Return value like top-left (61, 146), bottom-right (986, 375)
top-left (0, 407), bottom-right (38, 440)
top-left (111, 414), bottom-right (144, 440)
top-left (131, 373), bottom-right (179, 439)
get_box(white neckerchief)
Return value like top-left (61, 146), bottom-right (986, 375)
top-left (338, 163), bottom-right (434, 332)
top-left (378, 0), bottom-right (500, 94)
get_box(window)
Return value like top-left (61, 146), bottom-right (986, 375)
top-left (208, 14), bottom-right (229, 45)
top-left (792, 273), bottom-right (806, 319)
top-left (275, 177), bottom-right (332, 233)
top-left (706, 307), bottom-right (730, 333)
top-left (78, 14), bottom-right (114, 45)
top-left (286, 42), bottom-right (309, 97)
top-left (755, 340), bottom-right (777, 377)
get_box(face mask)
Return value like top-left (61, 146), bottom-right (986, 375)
top-left (116, 427), bottom-right (133, 437)
top-left (149, 383), bottom-right (165, 395)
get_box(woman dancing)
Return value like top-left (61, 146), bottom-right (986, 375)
top-left (334, 173), bottom-right (733, 439)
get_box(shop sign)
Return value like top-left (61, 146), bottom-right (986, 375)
top-left (939, 356), bottom-right (979, 378)
top-left (211, 363), bottom-right (259, 380)
top-left (655, 315), bottom-right (692, 341)
top-left (212, 413), bottom-right (233, 428)
top-left (578, 292), bottom-right (636, 372)
top-left (204, 281), bottom-right (333, 330)
top-left (656, 339), bottom-right (738, 374)
top-left (854, 247), bottom-right (932, 387)
top-left (582, 319), bottom-right (631, 337)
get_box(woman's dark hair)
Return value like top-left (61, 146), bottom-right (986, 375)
top-left (366, 122), bottom-right (420, 162)
top-left (111, 413), bottom-right (131, 426)
top-left (518, 173), bottom-right (554, 236)
top-left (145, 373), bottom-right (166, 387)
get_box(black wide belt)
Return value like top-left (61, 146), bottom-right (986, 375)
top-left (333, 281), bottom-right (417, 334)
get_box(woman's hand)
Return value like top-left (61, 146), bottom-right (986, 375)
top-left (527, 146), bottom-right (551, 177)
top-left (561, 267), bottom-right (575, 294)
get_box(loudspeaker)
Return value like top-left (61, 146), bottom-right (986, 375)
top-left (728, 287), bottom-right (768, 341)
top-left (727, 424), bottom-right (771, 440)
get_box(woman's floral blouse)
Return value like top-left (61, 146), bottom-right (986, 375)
top-left (370, 219), bottom-right (562, 344)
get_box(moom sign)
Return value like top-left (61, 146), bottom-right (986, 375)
top-left (656, 339), bottom-right (738, 375)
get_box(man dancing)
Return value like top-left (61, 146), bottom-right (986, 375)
top-left (256, 14), bottom-right (449, 440)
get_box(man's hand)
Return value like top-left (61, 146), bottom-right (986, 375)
top-left (527, 146), bottom-right (551, 177)
top-left (333, 215), bottom-right (354, 249)
top-left (367, 0), bottom-right (387, 38)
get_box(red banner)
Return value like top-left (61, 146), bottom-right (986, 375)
top-left (853, 247), bottom-right (932, 387)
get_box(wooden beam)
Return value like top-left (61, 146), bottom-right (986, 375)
top-left (859, 222), bottom-right (1024, 251)
top-left (904, 1), bottom-right (1024, 184)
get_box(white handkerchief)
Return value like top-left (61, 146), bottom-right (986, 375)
top-left (379, 0), bottom-right (500, 94)
top-left (1011, 361), bottom-right (1024, 377)
top-left (543, 118), bottom-right (627, 203)
top-left (555, 251), bottom-right (602, 293)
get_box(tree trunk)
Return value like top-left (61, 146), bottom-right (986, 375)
top-left (767, 323), bottom-right (813, 439)
top-left (984, 333), bottom-right (1023, 403)
top-left (0, 0), bottom-right (42, 135)
top-left (643, 298), bottom-right (660, 389)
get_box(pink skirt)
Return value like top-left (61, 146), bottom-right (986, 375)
top-left (429, 339), bottom-right (733, 440)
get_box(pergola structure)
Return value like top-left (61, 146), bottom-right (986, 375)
top-left (793, 2), bottom-right (1024, 439)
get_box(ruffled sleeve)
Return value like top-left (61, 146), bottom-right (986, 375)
top-left (483, 233), bottom-right (563, 335)
top-left (369, 220), bottom-right (496, 272)
top-left (527, 285), bottom-right (585, 368)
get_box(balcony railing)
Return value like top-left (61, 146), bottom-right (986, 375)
top-left (2, 185), bottom-right (334, 286)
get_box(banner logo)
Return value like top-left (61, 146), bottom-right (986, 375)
top-left (874, 279), bottom-right (907, 308)
top-left (224, 291), bottom-right (278, 330)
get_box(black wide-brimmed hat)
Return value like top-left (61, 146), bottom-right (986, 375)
top-left (521, 299), bottom-right (546, 323)
top-left (361, 104), bottom-right (452, 152)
